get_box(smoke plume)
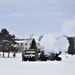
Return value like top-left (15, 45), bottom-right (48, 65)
top-left (40, 34), bottom-right (69, 55)
top-left (40, 17), bottom-right (75, 54)
top-left (62, 16), bottom-right (75, 36)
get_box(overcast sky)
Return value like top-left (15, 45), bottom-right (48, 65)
top-left (0, 0), bottom-right (75, 38)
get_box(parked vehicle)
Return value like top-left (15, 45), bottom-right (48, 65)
top-left (22, 49), bottom-right (37, 61)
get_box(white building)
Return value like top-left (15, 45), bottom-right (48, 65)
top-left (16, 38), bottom-right (40, 51)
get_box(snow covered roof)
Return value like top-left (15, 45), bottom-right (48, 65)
top-left (16, 40), bottom-right (27, 43)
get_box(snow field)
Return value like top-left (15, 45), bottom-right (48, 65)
top-left (0, 53), bottom-right (75, 75)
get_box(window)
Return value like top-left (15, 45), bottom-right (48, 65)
top-left (25, 48), bottom-right (27, 49)
top-left (25, 43), bottom-right (27, 45)
top-left (21, 43), bottom-right (23, 46)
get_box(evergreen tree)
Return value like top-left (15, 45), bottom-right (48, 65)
top-left (0, 28), bottom-right (17, 57)
top-left (30, 39), bottom-right (37, 50)
top-left (68, 37), bottom-right (75, 54)
top-left (30, 38), bottom-right (38, 58)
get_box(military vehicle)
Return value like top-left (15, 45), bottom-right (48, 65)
top-left (22, 49), bottom-right (62, 61)
top-left (22, 49), bottom-right (37, 61)
top-left (49, 52), bottom-right (62, 61)
top-left (39, 50), bottom-right (48, 61)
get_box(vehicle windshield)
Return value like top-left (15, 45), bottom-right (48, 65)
top-left (25, 50), bottom-right (35, 54)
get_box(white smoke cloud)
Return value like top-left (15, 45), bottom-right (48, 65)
top-left (40, 16), bottom-right (75, 54)
top-left (54, 36), bottom-right (69, 53)
top-left (40, 34), bottom-right (69, 54)
top-left (40, 34), bottom-right (56, 54)
top-left (62, 16), bottom-right (75, 36)
top-left (40, 16), bottom-right (75, 55)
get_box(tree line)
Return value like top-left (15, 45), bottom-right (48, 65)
top-left (0, 28), bottom-right (17, 57)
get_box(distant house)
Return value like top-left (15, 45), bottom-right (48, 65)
top-left (15, 38), bottom-right (40, 52)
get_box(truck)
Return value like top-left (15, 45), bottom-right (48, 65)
top-left (22, 49), bottom-right (37, 61)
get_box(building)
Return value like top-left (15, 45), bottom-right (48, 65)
top-left (15, 38), bottom-right (40, 52)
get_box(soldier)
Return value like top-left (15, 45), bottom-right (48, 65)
top-left (13, 52), bottom-right (16, 57)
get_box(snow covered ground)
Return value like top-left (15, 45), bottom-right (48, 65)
top-left (0, 53), bottom-right (75, 75)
